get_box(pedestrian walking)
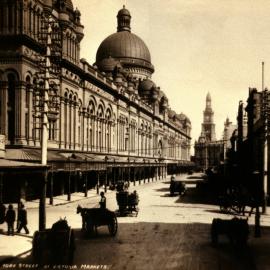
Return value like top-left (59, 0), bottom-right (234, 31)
top-left (17, 204), bottom-right (29, 234)
top-left (0, 203), bottom-right (6, 224)
top-left (99, 191), bottom-right (106, 209)
top-left (5, 204), bottom-right (15, 236)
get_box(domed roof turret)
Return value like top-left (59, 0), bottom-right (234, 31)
top-left (97, 56), bottom-right (119, 73)
top-left (138, 79), bottom-right (156, 93)
top-left (117, 5), bottom-right (131, 32)
top-left (95, 6), bottom-right (154, 78)
top-left (117, 5), bottom-right (131, 17)
top-left (179, 113), bottom-right (191, 124)
top-left (53, 0), bottom-right (73, 13)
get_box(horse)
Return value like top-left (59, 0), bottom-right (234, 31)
top-left (77, 205), bottom-right (88, 231)
top-left (211, 217), bottom-right (249, 247)
top-left (76, 205), bottom-right (99, 234)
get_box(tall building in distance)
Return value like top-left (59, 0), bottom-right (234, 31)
top-left (201, 93), bottom-right (216, 142)
top-left (194, 93), bottom-right (234, 170)
top-left (0, 0), bottom-right (192, 203)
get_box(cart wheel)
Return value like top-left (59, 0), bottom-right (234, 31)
top-left (108, 216), bottom-right (118, 236)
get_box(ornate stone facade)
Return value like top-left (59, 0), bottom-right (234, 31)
top-left (0, 0), bottom-right (192, 201)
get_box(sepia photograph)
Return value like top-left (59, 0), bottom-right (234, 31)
top-left (0, 0), bottom-right (270, 269)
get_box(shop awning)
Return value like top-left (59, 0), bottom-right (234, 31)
top-left (0, 158), bottom-right (47, 171)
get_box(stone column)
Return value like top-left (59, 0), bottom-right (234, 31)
top-left (66, 101), bottom-right (70, 149)
top-left (59, 97), bottom-right (65, 148)
top-left (74, 103), bottom-right (78, 149)
top-left (15, 82), bottom-right (26, 145)
top-left (22, 0), bottom-right (28, 34)
top-left (81, 109), bottom-right (85, 151)
top-left (91, 116), bottom-right (95, 151)
top-left (3, 4), bottom-right (8, 34)
top-left (0, 82), bottom-right (8, 135)
top-left (28, 85), bottom-right (33, 145)
top-left (69, 102), bottom-right (73, 149)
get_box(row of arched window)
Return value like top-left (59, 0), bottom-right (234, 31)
top-left (63, 31), bottom-right (79, 63)
top-left (0, 71), bottom-right (190, 160)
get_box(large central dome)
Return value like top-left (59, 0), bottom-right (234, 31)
top-left (96, 32), bottom-right (151, 64)
top-left (95, 6), bottom-right (154, 80)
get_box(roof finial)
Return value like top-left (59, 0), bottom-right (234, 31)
top-left (123, 5), bottom-right (125, 8)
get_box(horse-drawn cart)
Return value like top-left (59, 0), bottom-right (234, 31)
top-left (116, 191), bottom-right (139, 216)
top-left (32, 219), bottom-right (75, 265)
top-left (170, 180), bottom-right (186, 196)
top-left (77, 206), bottom-right (118, 236)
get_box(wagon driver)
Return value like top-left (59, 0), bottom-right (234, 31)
top-left (99, 192), bottom-right (106, 209)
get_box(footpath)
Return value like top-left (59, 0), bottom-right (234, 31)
top-left (0, 188), bottom-right (104, 265)
top-left (0, 175), bottom-right (166, 265)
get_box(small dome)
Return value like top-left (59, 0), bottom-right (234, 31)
top-left (97, 56), bottom-right (119, 72)
top-left (53, 0), bottom-right (73, 12)
top-left (179, 113), bottom-right (191, 124)
top-left (138, 79), bottom-right (156, 93)
top-left (117, 5), bottom-right (131, 16)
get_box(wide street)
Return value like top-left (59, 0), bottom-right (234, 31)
top-left (2, 176), bottom-right (270, 270)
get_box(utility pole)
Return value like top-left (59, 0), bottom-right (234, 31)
top-left (38, 17), bottom-right (51, 231)
top-left (262, 87), bottom-right (269, 214)
top-left (37, 15), bottom-right (61, 230)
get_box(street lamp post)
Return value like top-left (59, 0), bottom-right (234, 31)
top-left (105, 156), bottom-right (108, 193)
top-left (158, 158), bottom-right (161, 180)
top-left (84, 158), bottom-right (88, 197)
top-left (39, 16), bottom-right (54, 231)
top-left (253, 171), bottom-right (261, 237)
top-left (143, 159), bottom-right (146, 184)
top-left (49, 164), bottom-right (54, 205)
top-left (67, 157), bottom-right (71, 201)
top-left (127, 157), bottom-right (130, 186)
top-left (148, 161), bottom-right (150, 182)
top-left (96, 163), bottom-right (100, 195)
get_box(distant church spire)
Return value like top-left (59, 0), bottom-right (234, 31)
top-left (201, 92), bottom-right (216, 142)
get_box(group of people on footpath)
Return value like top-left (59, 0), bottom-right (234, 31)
top-left (0, 202), bottom-right (29, 236)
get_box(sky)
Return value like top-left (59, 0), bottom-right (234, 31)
top-left (72, 0), bottom-right (270, 152)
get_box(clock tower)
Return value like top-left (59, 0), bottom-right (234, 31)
top-left (199, 92), bottom-right (216, 142)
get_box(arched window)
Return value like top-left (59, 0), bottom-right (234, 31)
top-left (7, 73), bottom-right (16, 144)
top-left (105, 109), bottom-right (112, 152)
top-left (97, 105), bottom-right (104, 151)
